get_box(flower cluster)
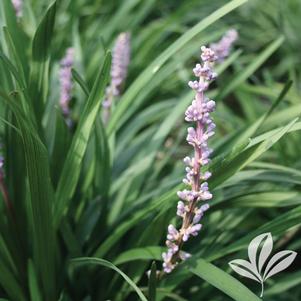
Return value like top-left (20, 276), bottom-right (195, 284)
top-left (102, 32), bottom-right (130, 123)
top-left (59, 48), bottom-right (74, 123)
top-left (162, 46), bottom-right (217, 274)
top-left (210, 29), bottom-right (238, 62)
top-left (12, 0), bottom-right (22, 18)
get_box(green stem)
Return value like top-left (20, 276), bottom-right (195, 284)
top-left (260, 281), bottom-right (264, 298)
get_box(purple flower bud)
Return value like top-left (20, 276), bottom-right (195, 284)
top-left (162, 251), bottom-right (172, 262)
top-left (188, 80), bottom-right (209, 92)
top-left (183, 156), bottom-right (192, 166)
top-left (206, 100), bottom-right (216, 111)
top-left (177, 190), bottom-right (197, 202)
top-left (193, 203), bottom-right (210, 224)
top-left (190, 224), bottom-right (202, 236)
top-left (193, 63), bottom-right (217, 81)
top-left (207, 122), bottom-right (216, 133)
top-left (182, 224), bottom-right (202, 241)
top-left (200, 191), bottom-right (212, 200)
top-left (202, 171), bottom-right (212, 180)
top-left (182, 231), bottom-right (189, 242)
top-left (188, 80), bottom-right (199, 90)
top-left (186, 127), bottom-right (199, 146)
top-left (162, 256), bottom-right (176, 273)
top-left (193, 211), bottom-right (203, 224)
top-left (167, 224), bottom-right (179, 240)
top-left (200, 203), bottom-right (210, 212)
top-left (166, 240), bottom-right (179, 253)
top-left (200, 182), bottom-right (209, 191)
top-left (177, 201), bottom-right (185, 217)
top-left (185, 100), bottom-right (202, 122)
top-left (200, 46), bottom-right (217, 62)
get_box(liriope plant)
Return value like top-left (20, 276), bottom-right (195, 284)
top-left (0, 0), bottom-right (300, 300)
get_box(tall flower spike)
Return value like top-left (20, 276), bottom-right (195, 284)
top-left (102, 32), bottom-right (131, 123)
top-left (210, 29), bottom-right (238, 62)
top-left (59, 48), bottom-right (74, 126)
top-left (12, 0), bottom-right (22, 18)
top-left (162, 46), bottom-right (217, 274)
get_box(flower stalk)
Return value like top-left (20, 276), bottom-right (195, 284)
top-left (162, 46), bottom-right (218, 273)
top-left (102, 32), bottom-right (130, 123)
top-left (161, 30), bottom-right (238, 274)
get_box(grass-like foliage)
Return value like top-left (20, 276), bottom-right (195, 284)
top-left (0, 0), bottom-right (300, 300)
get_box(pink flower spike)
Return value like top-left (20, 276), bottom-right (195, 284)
top-left (162, 32), bottom-right (238, 273)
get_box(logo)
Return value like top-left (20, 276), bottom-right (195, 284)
top-left (229, 232), bottom-right (297, 298)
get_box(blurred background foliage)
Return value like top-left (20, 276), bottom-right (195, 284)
top-left (0, 0), bottom-right (301, 300)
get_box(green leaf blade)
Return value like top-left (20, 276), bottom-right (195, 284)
top-left (190, 259), bottom-right (261, 301)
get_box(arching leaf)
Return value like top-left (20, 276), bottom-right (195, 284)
top-left (71, 257), bottom-right (148, 301)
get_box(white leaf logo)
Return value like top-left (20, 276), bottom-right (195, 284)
top-left (263, 250), bottom-right (297, 280)
top-left (229, 232), bottom-right (297, 298)
top-left (229, 259), bottom-right (261, 283)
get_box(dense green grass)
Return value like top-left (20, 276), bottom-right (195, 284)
top-left (0, 0), bottom-right (300, 300)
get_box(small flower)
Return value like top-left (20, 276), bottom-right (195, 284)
top-left (162, 250), bottom-right (173, 262)
top-left (182, 224), bottom-right (202, 241)
top-left (193, 211), bottom-right (203, 224)
top-left (167, 224), bottom-right (180, 241)
top-left (202, 171), bottom-right (212, 180)
top-left (193, 63), bottom-right (217, 81)
top-left (200, 203), bottom-right (210, 212)
top-left (166, 240), bottom-right (179, 253)
top-left (200, 46), bottom-right (218, 62)
top-left (163, 257), bottom-right (176, 273)
top-left (188, 80), bottom-right (209, 92)
top-left (183, 156), bottom-right (193, 166)
top-left (176, 201), bottom-right (185, 217)
top-left (206, 99), bottom-right (216, 111)
top-left (177, 190), bottom-right (197, 202)
top-left (199, 189), bottom-right (212, 201)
